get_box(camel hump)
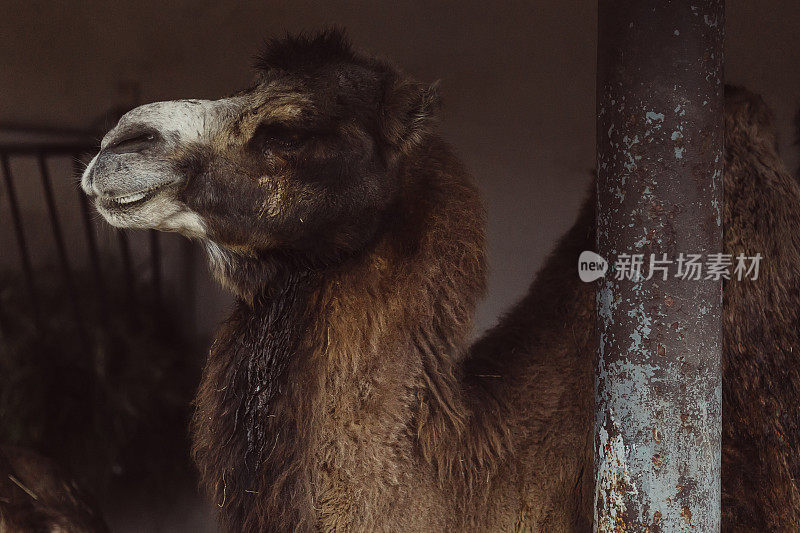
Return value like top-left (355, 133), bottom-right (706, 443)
top-left (725, 85), bottom-right (780, 150)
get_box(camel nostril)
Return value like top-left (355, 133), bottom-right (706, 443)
top-left (104, 128), bottom-right (162, 155)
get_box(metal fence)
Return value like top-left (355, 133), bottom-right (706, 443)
top-left (0, 126), bottom-right (167, 340)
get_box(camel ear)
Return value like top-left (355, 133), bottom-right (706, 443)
top-left (380, 79), bottom-right (442, 154)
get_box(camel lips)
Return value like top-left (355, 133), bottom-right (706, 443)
top-left (112, 191), bottom-right (148, 204)
top-left (103, 185), bottom-right (164, 208)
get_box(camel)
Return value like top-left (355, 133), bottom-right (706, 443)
top-left (80, 30), bottom-right (800, 531)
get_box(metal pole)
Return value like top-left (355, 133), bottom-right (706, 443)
top-left (73, 154), bottom-right (107, 298)
top-left (595, 1), bottom-right (724, 531)
top-left (38, 153), bottom-right (91, 351)
top-left (1, 153), bottom-right (41, 328)
top-left (149, 229), bottom-right (162, 311)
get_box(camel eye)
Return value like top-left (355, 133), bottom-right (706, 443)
top-left (250, 123), bottom-right (305, 155)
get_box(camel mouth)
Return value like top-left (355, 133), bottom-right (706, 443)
top-left (98, 184), bottom-right (168, 211)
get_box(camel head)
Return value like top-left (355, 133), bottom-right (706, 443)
top-left (81, 30), bottom-right (440, 285)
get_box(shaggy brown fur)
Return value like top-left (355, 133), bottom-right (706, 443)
top-left (86, 31), bottom-right (800, 531)
top-left (718, 87), bottom-right (800, 529)
top-left (0, 446), bottom-right (108, 532)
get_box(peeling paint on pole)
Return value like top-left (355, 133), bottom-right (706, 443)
top-left (595, 1), bottom-right (724, 531)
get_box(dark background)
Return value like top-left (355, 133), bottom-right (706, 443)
top-left (1, 2), bottom-right (799, 531)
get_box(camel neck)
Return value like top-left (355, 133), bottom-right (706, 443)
top-left (192, 140), bottom-right (490, 530)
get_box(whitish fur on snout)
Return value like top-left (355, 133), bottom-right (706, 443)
top-left (81, 98), bottom-right (242, 238)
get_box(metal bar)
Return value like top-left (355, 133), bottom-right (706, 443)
top-left (116, 229), bottom-right (138, 321)
top-left (0, 122), bottom-right (99, 138)
top-left (0, 153), bottom-right (41, 326)
top-left (37, 153), bottom-right (91, 348)
top-left (0, 144), bottom-right (97, 155)
top-left (181, 238), bottom-right (197, 339)
top-left (595, 1), bottom-right (724, 531)
top-left (149, 229), bottom-right (162, 311)
top-left (0, 273), bottom-right (7, 338)
top-left (73, 155), bottom-right (107, 298)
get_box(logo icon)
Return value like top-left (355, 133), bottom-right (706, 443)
top-left (579, 251), bottom-right (608, 282)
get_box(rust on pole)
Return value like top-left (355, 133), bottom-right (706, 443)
top-left (595, 1), bottom-right (724, 531)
